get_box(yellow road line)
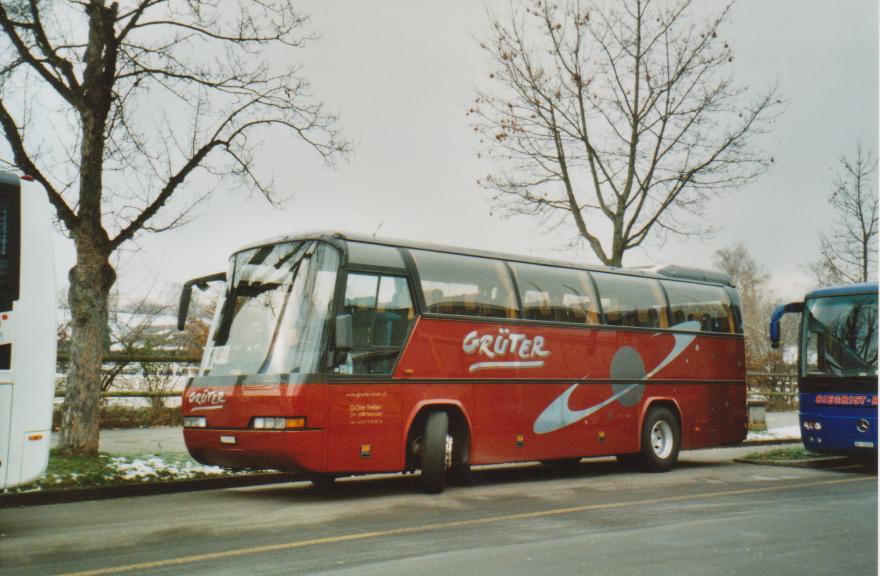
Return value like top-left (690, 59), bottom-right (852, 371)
top-left (60, 475), bottom-right (874, 576)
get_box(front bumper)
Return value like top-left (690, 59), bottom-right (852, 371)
top-left (183, 428), bottom-right (326, 472)
top-left (800, 413), bottom-right (878, 453)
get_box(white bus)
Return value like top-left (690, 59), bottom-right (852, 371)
top-left (0, 173), bottom-right (56, 490)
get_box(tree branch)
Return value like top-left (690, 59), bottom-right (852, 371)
top-left (0, 96), bottom-right (78, 229)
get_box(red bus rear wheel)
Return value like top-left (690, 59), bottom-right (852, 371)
top-left (636, 406), bottom-right (680, 472)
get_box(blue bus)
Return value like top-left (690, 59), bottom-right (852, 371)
top-left (770, 283), bottom-right (877, 454)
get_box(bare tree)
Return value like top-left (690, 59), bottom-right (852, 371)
top-left (58, 285), bottom-right (215, 411)
top-left (102, 292), bottom-right (171, 393)
top-left (714, 243), bottom-right (785, 372)
top-left (470, 0), bottom-right (781, 266)
top-left (107, 290), bottom-right (212, 416)
top-left (0, 0), bottom-right (349, 455)
top-left (809, 144), bottom-right (878, 286)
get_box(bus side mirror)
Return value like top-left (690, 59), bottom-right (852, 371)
top-left (769, 301), bottom-right (803, 349)
top-left (177, 272), bottom-right (226, 331)
top-left (178, 287), bottom-right (193, 332)
top-left (335, 314), bottom-right (353, 351)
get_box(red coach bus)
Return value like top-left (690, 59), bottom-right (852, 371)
top-left (178, 232), bottom-right (746, 493)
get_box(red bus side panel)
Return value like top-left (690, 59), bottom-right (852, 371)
top-left (183, 317), bottom-right (745, 474)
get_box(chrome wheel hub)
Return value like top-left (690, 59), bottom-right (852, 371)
top-left (444, 433), bottom-right (454, 470)
top-left (651, 420), bottom-right (674, 459)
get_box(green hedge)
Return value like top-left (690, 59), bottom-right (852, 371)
top-left (52, 405), bottom-right (182, 430)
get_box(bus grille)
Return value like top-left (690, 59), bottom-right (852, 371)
top-left (709, 386), bottom-right (729, 417)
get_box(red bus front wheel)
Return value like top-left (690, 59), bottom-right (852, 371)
top-left (420, 411), bottom-right (451, 494)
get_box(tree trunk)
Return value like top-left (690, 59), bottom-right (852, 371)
top-left (57, 6), bottom-right (116, 455)
top-left (57, 241), bottom-right (115, 457)
top-left (610, 216), bottom-right (626, 267)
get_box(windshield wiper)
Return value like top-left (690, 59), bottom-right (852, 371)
top-left (257, 254), bottom-right (313, 374)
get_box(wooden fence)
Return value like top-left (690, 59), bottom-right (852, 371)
top-left (746, 372), bottom-right (799, 410)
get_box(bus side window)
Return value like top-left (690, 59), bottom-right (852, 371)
top-left (662, 281), bottom-right (733, 333)
top-left (344, 274), bottom-right (379, 347)
top-left (375, 276), bottom-right (413, 346)
top-left (412, 250), bottom-right (518, 319)
top-left (592, 273), bottom-right (665, 329)
top-left (337, 273), bottom-right (414, 375)
top-left (510, 262), bottom-right (599, 324)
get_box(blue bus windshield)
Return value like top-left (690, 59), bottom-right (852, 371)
top-left (803, 293), bottom-right (878, 378)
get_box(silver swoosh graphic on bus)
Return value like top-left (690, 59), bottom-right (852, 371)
top-left (533, 321), bottom-right (701, 435)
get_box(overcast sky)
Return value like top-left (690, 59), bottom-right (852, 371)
top-left (49, 0), bottom-right (879, 305)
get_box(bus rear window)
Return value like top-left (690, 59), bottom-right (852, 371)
top-left (662, 281), bottom-right (734, 333)
top-left (592, 272), bottom-right (667, 328)
top-left (411, 250), bottom-right (518, 319)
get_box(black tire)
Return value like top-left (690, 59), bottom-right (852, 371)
top-left (636, 406), bottom-right (680, 472)
top-left (615, 454), bottom-right (639, 469)
top-left (449, 425), bottom-right (472, 485)
top-left (541, 458), bottom-right (582, 474)
top-left (448, 463), bottom-right (473, 486)
top-left (854, 452), bottom-right (878, 473)
top-left (308, 473), bottom-right (336, 490)
top-left (420, 411), bottom-right (450, 494)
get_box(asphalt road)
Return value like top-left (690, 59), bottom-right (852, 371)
top-left (1, 445), bottom-right (875, 576)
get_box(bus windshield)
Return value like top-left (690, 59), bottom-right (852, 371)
top-left (205, 240), bottom-right (339, 376)
top-left (803, 293), bottom-right (878, 378)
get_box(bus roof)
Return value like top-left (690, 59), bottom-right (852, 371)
top-left (0, 172), bottom-right (19, 186)
top-left (234, 231), bottom-right (736, 288)
top-left (806, 282), bottom-right (878, 299)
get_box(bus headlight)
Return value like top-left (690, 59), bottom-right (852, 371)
top-left (184, 416), bottom-right (207, 428)
top-left (252, 417), bottom-right (306, 430)
top-left (253, 417), bottom-right (284, 430)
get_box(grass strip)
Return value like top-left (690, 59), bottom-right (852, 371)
top-left (5, 450), bottom-right (250, 493)
top-left (744, 446), bottom-right (826, 461)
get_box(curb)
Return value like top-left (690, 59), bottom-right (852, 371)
top-left (739, 437), bottom-right (801, 447)
top-left (0, 472), bottom-right (303, 509)
top-left (733, 456), bottom-right (852, 469)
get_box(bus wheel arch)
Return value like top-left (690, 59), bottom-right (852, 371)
top-left (641, 398), bottom-right (683, 443)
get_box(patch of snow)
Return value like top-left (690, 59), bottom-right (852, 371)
top-left (747, 425), bottom-right (801, 441)
top-left (106, 454), bottom-right (234, 480)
